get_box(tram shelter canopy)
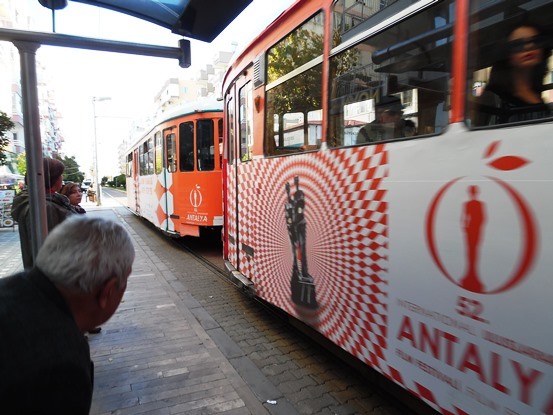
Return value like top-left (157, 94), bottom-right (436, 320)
top-left (69, 0), bottom-right (253, 42)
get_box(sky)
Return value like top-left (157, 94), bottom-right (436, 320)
top-left (18, 0), bottom-right (296, 178)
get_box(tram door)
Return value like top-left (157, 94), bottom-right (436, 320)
top-left (132, 147), bottom-right (140, 215)
top-left (226, 74), bottom-right (255, 276)
top-left (163, 128), bottom-right (177, 233)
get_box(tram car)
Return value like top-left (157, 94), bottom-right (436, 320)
top-left (126, 99), bottom-right (224, 237)
top-left (221, 0), bottom-right (553, 414)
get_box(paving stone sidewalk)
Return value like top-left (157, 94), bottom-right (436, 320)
top-left (0, 201), bottom-right (271, 414)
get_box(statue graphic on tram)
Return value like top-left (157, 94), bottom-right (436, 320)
top-left (285, 176), bottom-right (318, 309)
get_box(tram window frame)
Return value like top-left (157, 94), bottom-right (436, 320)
top-left (218, 119), bottom-right (223, 169)
top-left (466, 0), bottom-right (553, 129)
top-left (154, 131), bottom-right (163, 174)
top-left (239, 82), bottom-right (253, 162)
top-left (227, 97), bottom-right (236, 165)
top-left (139, 142), bottom-right (146, 175)
top-left (146, 137), bottom-right (154, 175)
top-left (165, 132), bottom-right (177, 173)
top-left (328, 0), bottom-right (453, 148)
top-left (264, 11), bottom-right (324, 157)
top-left (197, 119), bottom-right (215, 171)
top-left (179, 121), bottom-right (195, 172)
top-left (126, 153), bottom-right (133, 177)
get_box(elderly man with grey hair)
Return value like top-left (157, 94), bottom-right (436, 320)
top-left (0, 215), bottom-right (135, 414)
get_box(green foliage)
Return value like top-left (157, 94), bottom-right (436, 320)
top-left (0, 111), bottom-right (15, 166)
top-left (266, 27), bottom-right (325, 115)
top-left (17, 152), bottom-right (27, 177)
top-left (54, 154), bottom-right (85, 184)
top-left (107, 173), bottom-right (126, 189)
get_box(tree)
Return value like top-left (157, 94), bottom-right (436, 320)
top-left (108, 173), bottom-right (126, 189)
top-left (0, 111), bottom-right (15, 166)
top-left (17, 152), bottom-right (27, 177)
top-left (54, 154), bottom-right (85, 184)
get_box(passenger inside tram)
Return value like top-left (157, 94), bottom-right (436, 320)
top-left (471, 20), bottom-right (552, 126)
top-left (356, 95), bottom-right (412, 143)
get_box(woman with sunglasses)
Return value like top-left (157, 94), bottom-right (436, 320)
top-left (475, 22), bottom-right (551, 125)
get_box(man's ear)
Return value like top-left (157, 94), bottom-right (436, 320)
top-left (97, 277), bottom-right (118, 309)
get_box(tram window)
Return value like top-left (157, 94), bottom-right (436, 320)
top-left (328, 0), bottom-right (452, 147)
top-left (218, 119), bottom-right (223, 169)
top-left (239, 82), bottom-right (253, 161)
top-left (166, 133), bottom-right (177, 173)
top-left (139, 142), bottom-right (146, 175)
top-left (126, 153), bottom-right (132, 177)
top-left (179, 122), bottom-right (194, 172)
top-left (265, 11), bottom-right (324, 157)
top-left (197, 119), bottom-right (215, 171)
top-left (154, 132), bottom-right (162, 174)
top-left (227, 97), bottom-right (235, 165)
top-left (332, 0), bottom-right (413, 48)
top-left (466, 0), bottom-right (553, 128)
top-left (146, 138), bottom-right (154, 175)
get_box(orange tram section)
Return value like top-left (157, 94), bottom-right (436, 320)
top-left (126, 100), bottom-right (224, 237)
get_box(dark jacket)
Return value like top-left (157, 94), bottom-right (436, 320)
top-left (474, 90), bottom-right (552, 126)
top-left (11, 191), bottom-right (76, 269)
top-left (0, 268), bottom-right (93, 414)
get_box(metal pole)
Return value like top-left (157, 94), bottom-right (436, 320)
top-left (92, 96), bottom-right (111, 206)
top-left (13, 40), bottom-right (48, 260)
top-left (92, 99), bottom-right (100, 206)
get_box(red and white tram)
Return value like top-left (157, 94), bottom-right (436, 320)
top-left (126, 100), bottom-right (224, 237)
top-left (222, 0), bottom-right (553, 413)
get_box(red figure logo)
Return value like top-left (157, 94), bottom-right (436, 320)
top-left (461, 185), bottom-right (486, 292)
top-left (425, 142), bottom-right (538, 295)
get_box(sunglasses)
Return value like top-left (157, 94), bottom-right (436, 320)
top-left (508, 36), bottom-right (547, 53)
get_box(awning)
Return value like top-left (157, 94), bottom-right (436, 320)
top-left (70, 0), bottom-right (253, 42)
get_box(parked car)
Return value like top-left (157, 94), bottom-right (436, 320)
top-left (81, 179), bottom-right (92, 193)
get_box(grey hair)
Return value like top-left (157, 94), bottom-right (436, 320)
top-left (35, 216), bottom-right (135, 293)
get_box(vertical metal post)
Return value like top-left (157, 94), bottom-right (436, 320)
top-left (13, 40), bottom-right (48, 261)
top-left (92, 99), bottom-right (101, 206)
top-left (92, 96), bottom-right (110, 206)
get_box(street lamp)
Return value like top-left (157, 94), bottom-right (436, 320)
top-left (92, 96), bottom-right (111, 206)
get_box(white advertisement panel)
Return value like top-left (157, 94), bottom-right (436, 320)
top-left (387, 126), bottom-right (553, 414)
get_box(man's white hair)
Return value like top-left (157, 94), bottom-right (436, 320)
top-left (36, 216), bottom-right (135, 293)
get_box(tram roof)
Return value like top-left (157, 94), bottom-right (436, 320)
top-left (69, 0), bottom-right (253, 42)
top-left (126, 98), bottom-right (224, 151)
top-left (156, 98), bottom-right (224, 123)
